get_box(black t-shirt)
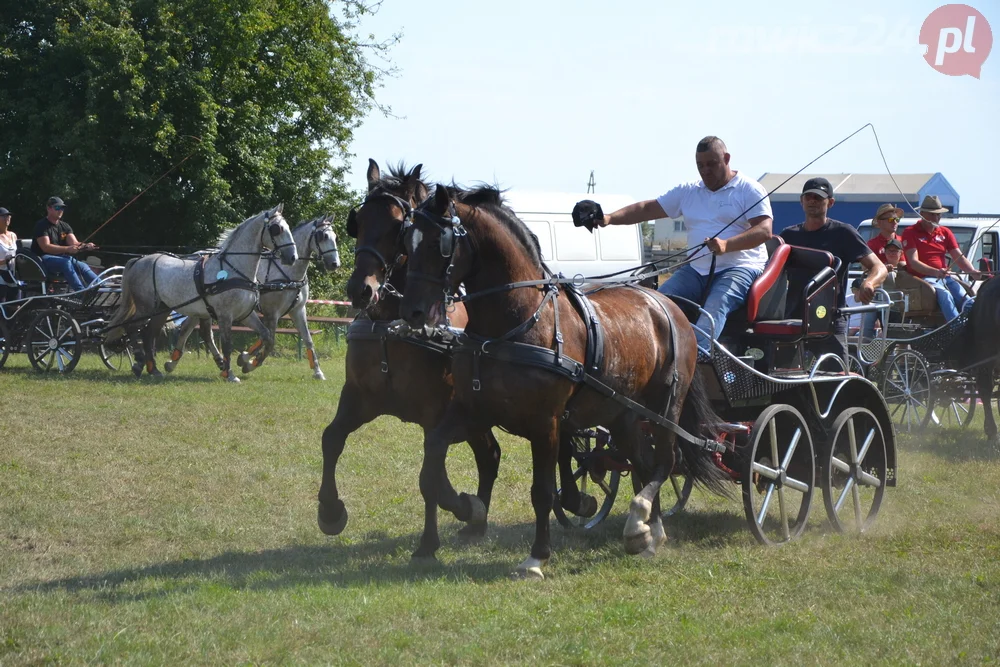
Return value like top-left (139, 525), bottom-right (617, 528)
top-left (32, 218), bottom-right (75, 255)
top-left (779, 218), bottom-right (873, 308)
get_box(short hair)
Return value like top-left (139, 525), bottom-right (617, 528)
top-left (696, 136), bottom-right (727, 153)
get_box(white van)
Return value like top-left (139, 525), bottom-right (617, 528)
top-left (855, 215), bottom-right (1000, 290)
top-left (504, 191), bottom-right (645, 280)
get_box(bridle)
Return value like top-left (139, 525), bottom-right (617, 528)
top-left (349, 191), bottom-right (415, 300)
top-left (405, 201), bottom-right (468, 311)
top-left (309, 220), bottom-right (340, 267)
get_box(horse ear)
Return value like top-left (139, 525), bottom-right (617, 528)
top-left (275, 203), bottom-right (284, 214)
top-left (433, 184), bottom-right (451, 215)
top-left (366, 159), bottom-right (381, 193)
top-left (346, 209), bottom-right (358, 238)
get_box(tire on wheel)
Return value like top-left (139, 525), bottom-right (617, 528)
top-left (879, 349), bottom-right (931, 433)
top-left (741, 403), bottom-right (815, 546)
top-left (922, 373), bottom-right (977, 430)
top-left (0, 319), bottom-right (10, 370)
top-left (99, 338), bottom-right (135, 372)
top-left (26, 308), bottom-right (82, 373)
top-left (553, 429), bottom-right (621, 530)
top-left (821, 407), bottom-right (888, 534)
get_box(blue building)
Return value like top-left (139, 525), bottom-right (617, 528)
top-left (757, 173), bottom-right (960, 233)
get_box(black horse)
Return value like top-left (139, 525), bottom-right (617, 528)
top-left (962, 276), bottom-right (1000, 444)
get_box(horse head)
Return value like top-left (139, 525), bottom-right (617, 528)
top-left (310, 214), bottom-right (341, 271)
top-left (401, 184), bottom-right (472, 329)
top-left (346, 159), bottom-right (428, 309)
top-left (262, 203), bottom-right (298, 266)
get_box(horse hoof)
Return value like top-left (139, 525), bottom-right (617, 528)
top-left (164, 361), bottom-right (176, 373)
top-left (639, 545), bottom-right (658, 560)
top-left (459, 493), bottom-right (487, 524)
top-left (241, 364), bottom-right (253, 374)
top-left (457, 522), bottom-right (488, 540)
top-left (511, 567), bottom-right (545, 581)
top-left (410, 554), bottom-right (440, 566)
top-left (317, 501), bottom-right (348, 536)
top-left (150, 370), bottom-right (164, 380)
top-left (237, 352), bottom-right (250, 366)
top-left (222, 373), bottom-right (240, 383)
top-left (314, 371), bottom-right (326, 381)
top-left (624, 524), bottom-right (652, 555)
top-left (131, 362), bottom-right (143, 379)
top-left (577, 493), bottom-right (598, 518)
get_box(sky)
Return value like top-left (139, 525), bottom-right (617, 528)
top-left (344, 0), bottom-right (999, 213)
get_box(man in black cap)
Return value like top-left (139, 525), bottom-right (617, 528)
top-left (779, 177), bottom-right (887, 362)
top-left (31, 196), bottom-right (99, 292)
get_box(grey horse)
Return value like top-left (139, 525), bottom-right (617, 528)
top-left (106, 204), bottom-right (297, 382)
top-left (164, 215), bottom-right (341, 379)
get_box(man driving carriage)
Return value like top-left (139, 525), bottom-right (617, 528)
top-left (900, 194), bottom-right (980, 321)
top-left (31, 196), bottom-right (99, 292)
top-left (779, 177), bottom-right (887, 363)
top-left (594, 136), bottom-right (773, 356)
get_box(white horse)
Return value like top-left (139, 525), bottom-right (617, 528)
top-left (107, 204), bottom-right (297, 382)
top-left (164, 215), bottom-right (341, 379)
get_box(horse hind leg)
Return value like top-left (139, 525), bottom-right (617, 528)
top-left (139, 312), bottom-right (170, 379)
top-left (556, 430), bottom-right (599, 518)
top-left (978, 366), bottom-right (998, 446)
top-left (198, 319), bottom-right (225, 370)
top-left (164, 317), bottom-right (198, 372)
top-left (217, 318), bottom-right (240, 382)
top-left (617, 417), bottom-right (670, 557)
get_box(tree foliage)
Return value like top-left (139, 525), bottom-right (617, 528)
top-left (0, 0), bottom-right (393, 273)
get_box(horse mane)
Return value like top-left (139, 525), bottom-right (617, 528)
top-left (215, 209), bottom-right (269, 250)
top-left (371, 162), bottom-right (427, 198)
top-left (445, 183), bottom-right (544, 270)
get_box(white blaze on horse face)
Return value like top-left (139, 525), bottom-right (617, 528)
top-left (409, 228), bottom-right (424, 254)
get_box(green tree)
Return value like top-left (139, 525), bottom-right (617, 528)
top-left (0, 0), bottom-right (393, 283)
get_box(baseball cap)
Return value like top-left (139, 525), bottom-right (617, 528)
top-left (46, 196), bottom-right (65, 208)
top-left (885, 238), bottom-right (903, 250)
top-left (802, 177), bottom-right (833, 199)
top-left (0, 207), bottom-right (10, 216)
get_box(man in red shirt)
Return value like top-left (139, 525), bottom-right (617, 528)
top-left (867, 203), bottom-right (905, 267)
top-left (901, 195), bottom-right (980, 320)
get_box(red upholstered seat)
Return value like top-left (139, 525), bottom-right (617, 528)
top-left (746, 241), bottom-right (790, 322)
top-left (752, 319), bottom-right (805, 335)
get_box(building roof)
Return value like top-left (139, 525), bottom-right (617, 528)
top-left (758, 173), bottom-right (939, 198)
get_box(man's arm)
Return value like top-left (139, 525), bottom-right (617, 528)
top-left (903, 248), bottom-right (945, 278)
top-left (600, 199), bottom-right (667, 227)
top-left (858, 253), bottom-right (888, 304)
top-left (706, 215), bottom-right (772, 254)
top-left (948, 247), bottom-right (981, 278)
top-left (36, 236), bottom-right (73, 255)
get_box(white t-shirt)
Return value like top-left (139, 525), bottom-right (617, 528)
top-left (656, 171), bottom-right (772, 275)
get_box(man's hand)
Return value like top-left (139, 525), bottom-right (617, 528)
top-left (936, 267), bottom-right (949, 279)
top-left (706, 237), bottom-right (727, 255)
top-left (858, 280), bottom-right (876, 304)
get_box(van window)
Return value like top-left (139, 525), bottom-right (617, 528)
top-left (521, 219), bottom-right (553, 261)
top-left (597, 224), bottom-right (641, 261)
top-left (554, 221), bottom-right (597, 260)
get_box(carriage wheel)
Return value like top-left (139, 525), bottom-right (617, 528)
top-left (26, 309), bottom-right (82, 373)
top-left (553, 429), bottom-right (622, 530)
top-left (821, 408), bottom-right (887, 534)
top-left (0, 319), bottom-right (10, 370)
top-left (99, 339), bottom-right (135, 372)
top-left (880, 350), bottom-right (931, 433)
top-left (922, 375), bottom-right (977, 429)
top-left (741, 404), bottom-right (815, 546)
top-left (847, 354), bottom-right (865, 377)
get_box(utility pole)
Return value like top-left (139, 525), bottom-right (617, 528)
top-left (586, 170), bottom-right (596, 194)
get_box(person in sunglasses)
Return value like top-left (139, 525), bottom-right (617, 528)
top-left (31, 196), bottom-right (99, 292)
top-left (867, 203), bottom-right (906, 268)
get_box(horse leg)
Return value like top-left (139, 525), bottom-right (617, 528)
top-left (140, 312), bottom-right (169, 379)
top-left (455, 428), bottom-right (503, 539)
top-left (240, 311), bottom-right (275, 375)
top-left (289, 303), bottom-right (325, 380)
top-left (513, 419), bottom-right (560, 580)
top-left (413, 402), bottom-right (473, 561)
top-left (198, 319), bottom-right (225, 370)
top-left (217, 317), bottom-right (239, 383)
top-left (618, 416), bottom-right (671, 557)
top-left (557, 430), bottom-right (598, 518)
top-left (164, 317), bottom-right (197, 373)
top-left (318, 384), bottom-right (378, 535)
top-left (979, 365), bottom-right (997, 444)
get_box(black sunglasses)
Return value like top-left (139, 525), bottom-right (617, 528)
top-left (52, 205), bottom-right (65, 211)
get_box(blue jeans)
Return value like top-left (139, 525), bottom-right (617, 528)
top-left (658, 264), bottom-right (762, 354)
top-left (924, 275), bottom-right (972, 321)
top-left (41, 255), bottom-right (98, 292)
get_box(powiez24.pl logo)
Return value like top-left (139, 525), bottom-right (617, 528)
top-left (919, 4), bottom-right (992, 78)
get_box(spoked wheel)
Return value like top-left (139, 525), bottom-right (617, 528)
top-left (922, 372), bottom-right (977, 429)
top-left (880, 350), bottom-right (931, 433)
top-left (99, 338), bottom-right (135, 372)
top-left (847, 354), bottom-right (866, 377)
top-left (27, 309), bottom-right (82, 373)
top-left (741, 404), bottom-right (815, 546)
top-left (553, 429), bottom-right (622, 530)
top-left (0, 319), bottom-right (10, 370)
top-left (821, 408), bottom-right (887, 534)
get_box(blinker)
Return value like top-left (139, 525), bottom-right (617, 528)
top-left (346, 208), bottom-right (358, 238)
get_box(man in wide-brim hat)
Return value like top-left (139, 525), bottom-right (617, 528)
top-left (900, 195), bottom-right (979, 320)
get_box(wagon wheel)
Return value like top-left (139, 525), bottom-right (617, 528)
top-left (847, 354), bottom-right (865, 377)
top-left (27, 309), bottom-right (82, 373)
top-left (741, 404), bottom-right (815, 546)
top-left (0, 319), bottom-right (10, 370)
top-left (879, 350), bottom-right (931, 433)
top-left (553, 429), bottom-right (622, 530)
top-left (821, 408), bottom-right (887, 534)
top-left (922, 373), bottom-right (977, 429)
top-left (98, 338), bottom-right (135, 372)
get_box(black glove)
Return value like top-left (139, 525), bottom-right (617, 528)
top-left (572, 200), bottom-right (604, 233)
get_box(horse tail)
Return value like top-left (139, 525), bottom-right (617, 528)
top-left (676, 368), bottom-right (734, 498)
top-left (105, 257), bottom-right (141, 342)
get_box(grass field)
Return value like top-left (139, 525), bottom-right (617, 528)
top-left (2, 346), bottom-right (1000, 665)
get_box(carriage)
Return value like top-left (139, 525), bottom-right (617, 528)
top-left (0, 245), bottom-right (132, 372)
top-left (551, 237), bottom-right (896, 545)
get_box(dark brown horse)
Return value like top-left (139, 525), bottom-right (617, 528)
top-left (960, 275), bottom-right (1000, 444)
top-left (400, 185), bottom-right (730, 579)
top-left (317, 161), bottom-right (503, 539)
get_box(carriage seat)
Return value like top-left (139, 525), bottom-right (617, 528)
top-left (891, 269), bottom-right (943, 322)
top-left (744, 242), bottom-right (840, 339)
